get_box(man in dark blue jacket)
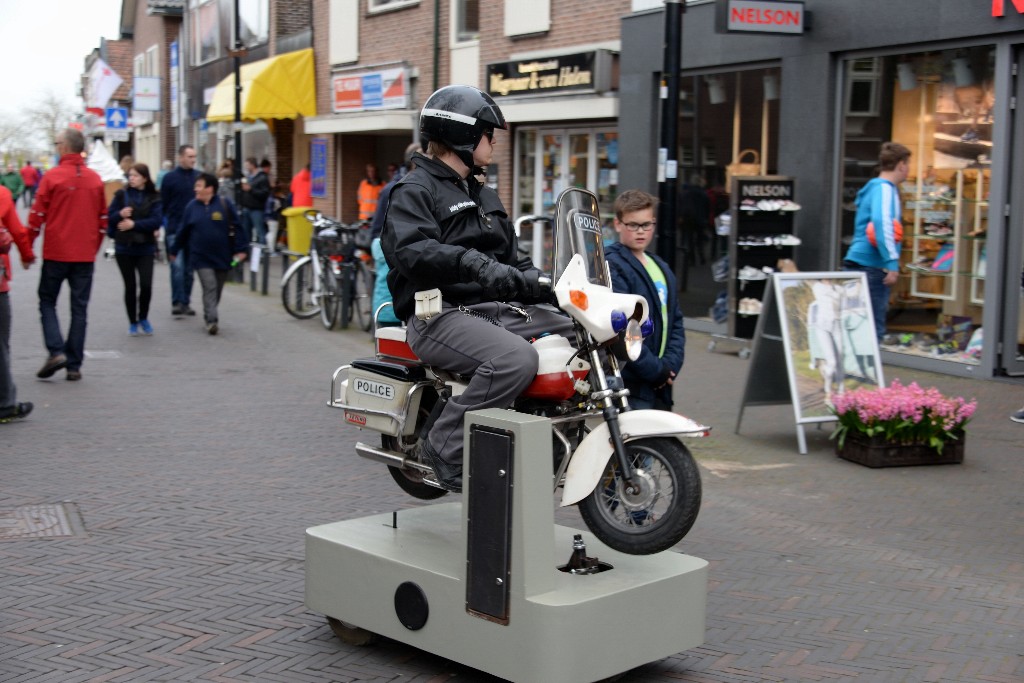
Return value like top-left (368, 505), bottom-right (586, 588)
top-left (160, 145), bottom-right (200, 316)
top-left (168, 173), bottom-right (247, 335)
top-left (605, 189), bottom-right (686, 410)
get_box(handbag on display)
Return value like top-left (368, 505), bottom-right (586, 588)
top-left (726, 149), bottom-right (761, 190)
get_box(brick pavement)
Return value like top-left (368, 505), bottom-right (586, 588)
top-left (1, 247), bottom-right (1022, 682)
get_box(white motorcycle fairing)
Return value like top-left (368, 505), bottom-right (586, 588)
top-left (554, 254), bottom-right (649, 344)
top-left (560, 410), bottom-right (710, 507)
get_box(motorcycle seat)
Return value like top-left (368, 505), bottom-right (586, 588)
top-left (351, 358), bottom-right (427, 382)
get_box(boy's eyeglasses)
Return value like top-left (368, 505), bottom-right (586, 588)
top-left (622, 221), bottom-right (656, 232)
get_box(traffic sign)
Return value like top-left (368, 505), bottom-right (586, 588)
top-left (106, 107), bottom-right (128, 130)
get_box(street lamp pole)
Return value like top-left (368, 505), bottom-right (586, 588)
top-left (657, 0), bottom-right (684, 275)
top-left (233, 0), bottom-right (244, 186)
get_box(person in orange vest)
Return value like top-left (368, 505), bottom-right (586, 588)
top-left (356, 164), bottom-right (382, 222)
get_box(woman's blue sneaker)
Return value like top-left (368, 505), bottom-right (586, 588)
top-left (128, 323), bottom-right (139, 337)
top-left (139, 320), bottom-right (154, 335)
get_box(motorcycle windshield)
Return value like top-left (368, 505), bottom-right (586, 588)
top-left (551, 188), bottom-right (608, 287)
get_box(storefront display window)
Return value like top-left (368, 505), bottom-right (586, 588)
top-left (675, 66), bottom-right (780, 324)
top-left (514, 126), bottom-right (618, 222)
top-left (839, 46), bottom-right (995, 366)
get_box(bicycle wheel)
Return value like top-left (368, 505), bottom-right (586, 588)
top-left (353, 262), bottom-right (374, 332)
top-left (281, 257), bottom-right (319, 319)
top-left (338, 266), bottom-right (354, 330)
top-left (319, 263), bottom-right (340, 330)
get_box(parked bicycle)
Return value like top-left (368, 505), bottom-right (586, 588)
top-left (280, 210), bottom-right (374, 330)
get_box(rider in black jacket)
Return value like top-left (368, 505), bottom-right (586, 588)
top-left (381, 85), bottom-right (569, 492)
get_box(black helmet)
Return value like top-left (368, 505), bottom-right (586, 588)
top-left (419, 85), bottom-right (507, 168)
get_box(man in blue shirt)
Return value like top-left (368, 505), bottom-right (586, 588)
top-left (160, 145), bottom-right (200, 316)
top-left (168, 173), bottom-right (247, 335)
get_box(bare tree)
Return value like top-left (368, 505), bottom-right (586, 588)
top-left (0, 117), bottom-right (31, 159)
top-left (23, 89), bottom-right (76, 152)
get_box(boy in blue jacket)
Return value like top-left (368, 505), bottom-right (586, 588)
top-left (606, 189), bottom-right (686, 410)
top-left (169, 173), bottom-right (247, 335)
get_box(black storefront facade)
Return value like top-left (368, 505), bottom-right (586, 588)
top-left (619, 0), bottom-right (1024, 380)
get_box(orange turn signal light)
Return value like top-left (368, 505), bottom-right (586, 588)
top-left (569, 289), bottom-right (589, 310)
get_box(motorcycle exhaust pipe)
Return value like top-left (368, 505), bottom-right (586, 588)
top-left (355, 442), bottom-right (433, 474)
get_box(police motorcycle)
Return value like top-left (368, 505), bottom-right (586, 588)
top-left (329, 188), bottom-right (707, 556)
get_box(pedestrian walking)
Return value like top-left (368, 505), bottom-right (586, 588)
top-left (0, 164), bottom-right (24, 205)
top-left (606, 189), bottom-right (686, 410)
top-left (161, 145), bottom-right (200, 317)
top-left (108, 163), bottom-right (162, 337)
top-left (19, 161), bottom-right (39, 208)
top-left (0, 185), bottom-right (36, 422)
top-left (842, 141), bottom-right (911, 341)
top-left (168, 173), bottom-right (247, 335)
top-left (27, 128), bottom-right (107, 382)
top-left (239, 157), bottom-right (270, 245)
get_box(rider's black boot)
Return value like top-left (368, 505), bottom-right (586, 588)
top-left (417, 439), bottom-right (462, 493)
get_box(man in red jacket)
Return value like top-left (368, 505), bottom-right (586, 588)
top-left (1, 185), bottom-right (36, 421)
top-left (28, 128), bottom-right (107, 381)
top-left (19, 161), bottom-right (39, 208)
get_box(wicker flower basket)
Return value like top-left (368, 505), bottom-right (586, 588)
top-left (836, 432), bottom-right (965, 468)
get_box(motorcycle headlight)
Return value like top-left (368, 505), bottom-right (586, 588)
top-left (624, 319), bottom-right (644, 361)
top-left (610, 310), bottom-right (628, 333)
top-left (640, 318), bottom-right (654, 338)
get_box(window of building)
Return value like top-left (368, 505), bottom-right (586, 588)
top-left (191, 0), bottom-right (220, 64)
top-left (368, 0), bottom-right (419, 13)
top-left (238, 0), bottom-right (269, 48)
top-left (455, 0), bottom-right (479, 42)
top-left (838, 46), bottom-right (995, 366)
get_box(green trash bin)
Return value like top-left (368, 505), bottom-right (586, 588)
top-left (283, 206), bottom-right (313, 254)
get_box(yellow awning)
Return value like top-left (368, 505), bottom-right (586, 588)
top-left (205, 48), bottom-right (315, 123)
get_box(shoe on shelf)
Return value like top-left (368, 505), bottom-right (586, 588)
top-left (139, 320), bottom-right (153, 335)
top-left (1010, 409), bottom-right (1024, 424)
top-left (128, 323), bottom-right (139, 337)
top-left (66, 370), bottom-right (82, 381)
top-left (36, 354), bottom-right (68, 379)
top-left (737, 265), bottom-right (767, 281)
top-left (0, 402), bottom-right (33, 423)
top-left (417, 439), bottom-right (462, 493)
top-left (960, 128), bottom-right (980, 143)
top-left (206, 321), bottom-right (219, 335)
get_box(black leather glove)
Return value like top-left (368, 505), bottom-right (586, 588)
top-left (459, 249), bottom-right (527, 300)
top-left (522, 269), bottom-right (547, 302)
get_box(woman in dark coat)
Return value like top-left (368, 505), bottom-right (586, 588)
top-left (108, 163), bottom-right (163, 336)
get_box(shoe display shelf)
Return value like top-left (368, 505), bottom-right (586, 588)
top-left (721, 176), bottom-right (799, 348)
top-left (902, 167), bottom-right (989, 306)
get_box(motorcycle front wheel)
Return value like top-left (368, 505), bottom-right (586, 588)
top-left (577, 437), bottom-right (701, 555)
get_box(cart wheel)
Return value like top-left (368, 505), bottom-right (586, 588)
top-left (707, 340), bottom-right (716, 352)
top-left (738, 347), bottom-right (752, 360)
top-left (327, 616), bottom-right (379, 646)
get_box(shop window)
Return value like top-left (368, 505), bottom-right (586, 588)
top-left (838, 46), bottom-right (995, 366)
top-left (675, 66), bottom-right (780, 324)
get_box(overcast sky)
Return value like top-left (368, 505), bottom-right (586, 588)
top-left (0, 0), bottom-right (124, 118)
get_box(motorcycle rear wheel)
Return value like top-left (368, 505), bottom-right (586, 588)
top-left (577, 437), bottom-right (701, 555)
top-left (382, 400), bottom-right (447, 500)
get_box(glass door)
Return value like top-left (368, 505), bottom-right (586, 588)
top-left (1000, 44), bottom-right (1024, 375)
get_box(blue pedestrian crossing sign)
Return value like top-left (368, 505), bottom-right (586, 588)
top-left (106, 107), bottom-right (128, 129)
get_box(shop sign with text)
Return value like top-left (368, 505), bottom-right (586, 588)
top-left (486, 51), bottom-right (611, 98)
top-left (715, 0), bottom-right (807, 35)
top-left (332, 68), bottom-right (408, 114)
top-left (993, 0), bottom-right (1024, 16)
